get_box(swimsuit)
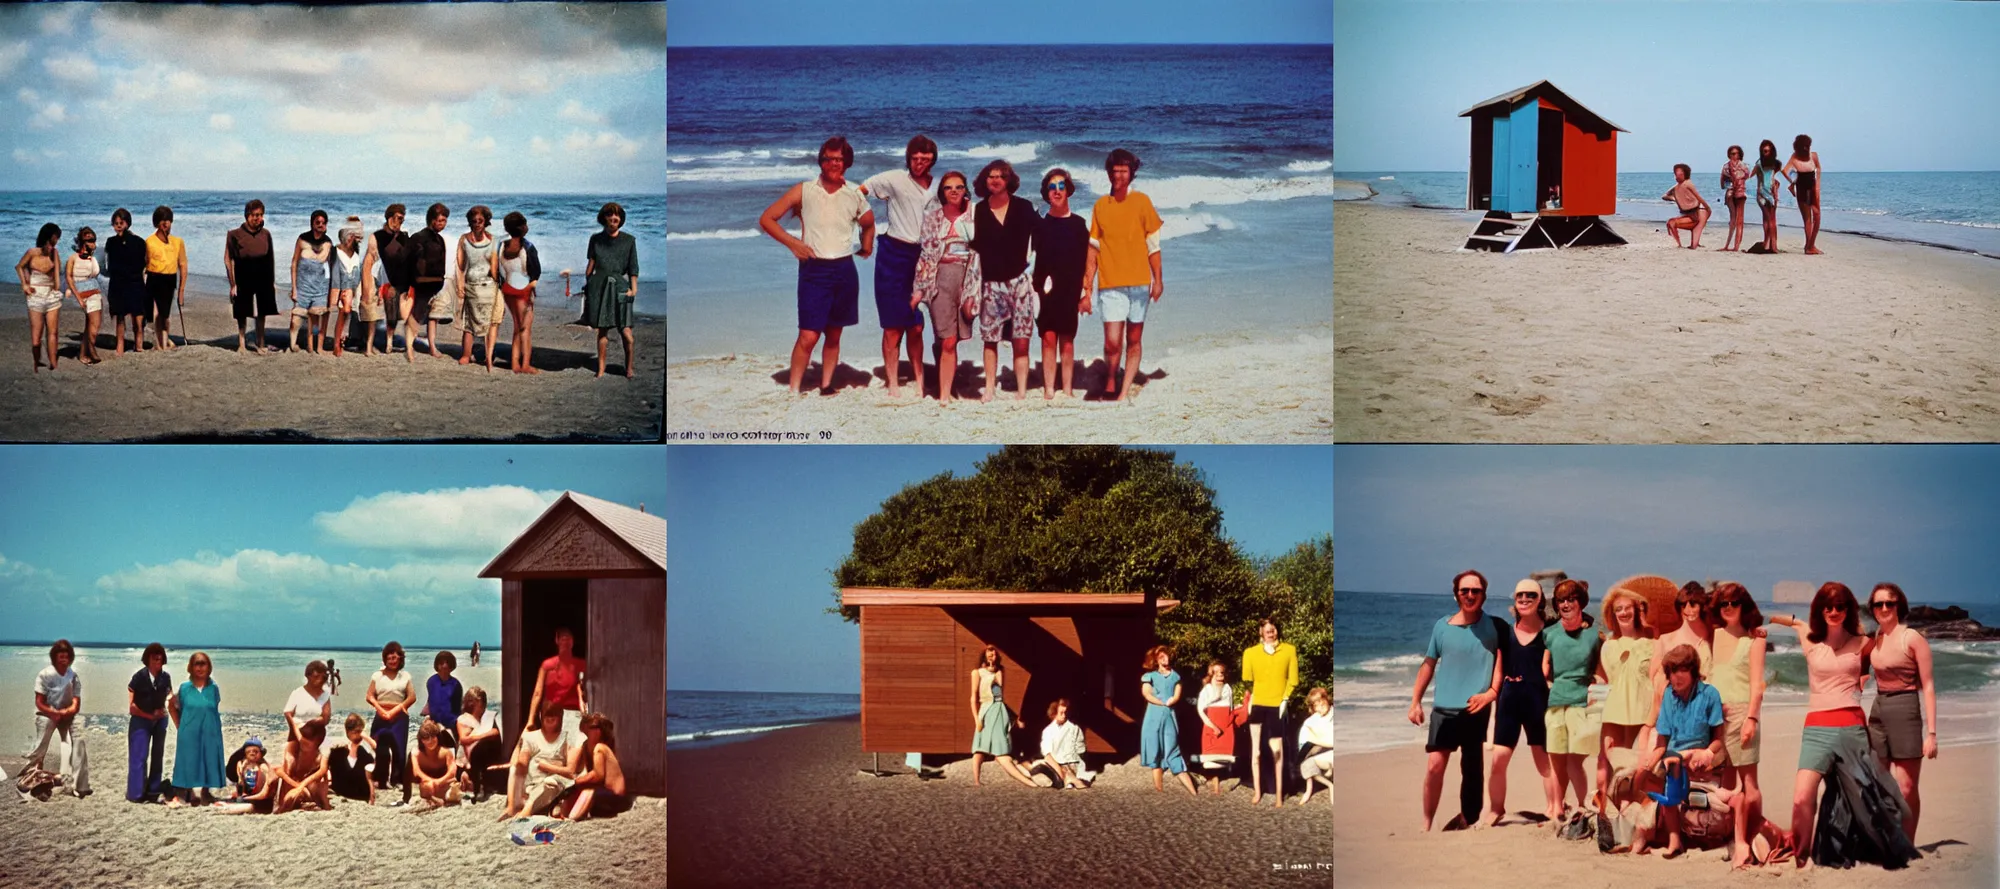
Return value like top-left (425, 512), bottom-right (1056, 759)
top-left (25, 262), bottom-right (61, 312)
top-left (1793, 158), bottom-right (1819, 205)
top-left (70, 254), bottom-right (104, 313)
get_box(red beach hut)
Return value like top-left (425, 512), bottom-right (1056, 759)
top-left (1458, 79), bottom-right (1629, 251)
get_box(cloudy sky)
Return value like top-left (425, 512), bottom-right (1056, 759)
top-left (0, 3), bottom-right (665, 193)
top-left (0, 445), bottom-right (665, 649)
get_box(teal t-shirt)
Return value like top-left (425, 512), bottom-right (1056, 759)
top-left (1542, 621), bottom-right (1601, 708)
top-left (1424, 613), bottom-right (1500, 710)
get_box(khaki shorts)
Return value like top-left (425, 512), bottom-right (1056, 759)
top-left (1721, 702), bottom-right (1759, 766)
top-left (1545, 704), bottom-right (1599, 755)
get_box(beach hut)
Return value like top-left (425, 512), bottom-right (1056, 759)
top-left (480, 491), bottom-right (666, 796)
top-left (838, 587), bottom-right (1179, 757)
top-left (1459, 79), bottom-right (1629, 251)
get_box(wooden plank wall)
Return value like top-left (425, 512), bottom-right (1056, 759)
top-left (588, 577), bottom-right (666, 796)
top-left (858, 605), bottom-right (959, 753)
top-left (501, 580), bottom-right (523, 753)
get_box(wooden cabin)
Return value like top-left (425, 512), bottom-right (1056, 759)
top-left (1458, 80), bottom-right (1629, 251)
top-left (839, 588), bottom-right (1178, 757)
top-left (480, 491), bottom-right (666, 796)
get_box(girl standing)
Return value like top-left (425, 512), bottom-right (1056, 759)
top-left (968, 644), bottom-right (1036, 787)
top-left (144, 206), bottom-right (187, 351)
top-left (583, 201), bottom-right (639, 378)
top-left (1542, 579), bottom-right (1602, 816)
top-left (1769, 583), bottom-right (1877, 866)
top-left (969, 159), bottom-right (1040, 401)
top-left (1710, 582), bottom-right (1768, 868)
top-left (1484, 579), bottom-right (1556, 826)
top-left (497, 212), bottom-right (542, 374)
top-left (1032, 168), bottom-right (1089, 399)
top-left (1782, 134), bottom-right (1824, 255)
top-left (289, 210), bottom-right (333, 354)
top-left (1866, 582), bottom-right (1938, 843)
top-left (168, 651), bottom-right (225, 806)
top-left (1595, 586), bottom-right (1656, 811)
top-left (1752, 140), bottom-right (1783, 252)
top-left (1195, 660), bottom-right (1247, 795)
top-left (1718, 146), bottom-right (1750, 251)
top-left (911, 170), bottom-right (980, 403)
top-left (366, 641), bottom-right (415, 805)
top-left (66, 228), bottom-right (104, 364)
top-left (16, 222), bottom-right (63, 371)
top-left (103, 208), bottom-right (150, 355)
top-left (1140, 645), bottom-right (1200, 795)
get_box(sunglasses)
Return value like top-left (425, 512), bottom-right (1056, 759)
top-left (1557, 597), bottom-right (1582, 605)
top-left (1719, 599), bottom-right (1743, 608)
top-left (1514, 591), bottom-right (1540, 599)
top-left (1045, 181), bottom-right (1069, 194)
top-left (1870, 601), bottom-right (1897, 610)
top-left (1455, 587), bottom-right (1484, 595)
top-left (1822, 604), bottom-right (1848, 613)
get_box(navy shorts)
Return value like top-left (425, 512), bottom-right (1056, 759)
top-left (1492, 686), bottom-right (1548, 749)
top-left (1426, 706), bottom-right (1490, 753)
top-left (797, 256), bottom-right (859, 333)
top-left (872, 236), bottom-right (924, 330)
top-left (1249, 704), bottom-right (1284, 737)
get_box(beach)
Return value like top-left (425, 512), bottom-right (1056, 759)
top-left (5, 726), bottom-right (665, 889)
top-left (1333, 201), bottom-right (2000, 442)
top-left (0, 279), bottom-right (665, 442)
top-left (1332, 703), bottom-right (1999, 888)
top-left (667, 716), bottom-right (1331, 889)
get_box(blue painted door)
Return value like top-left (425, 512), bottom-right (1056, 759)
top-left (1500, 101), bottom-right (1540, 212)
top-left (1489, 115), bottom-right (1511, 211)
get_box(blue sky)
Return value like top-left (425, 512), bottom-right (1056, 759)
top-left (0, 3), bottom-right (665, 192)
top-left (1333, 446), bottom-right (2000, 607)
top-left (1334, 1), bottom-right (2000, 172)
top-left (667, 446), bottom-right (1333, 694)
top-left (0, 446), bottom-right (666, 649)
top-left (667, 0), bottom-right (1331, 46)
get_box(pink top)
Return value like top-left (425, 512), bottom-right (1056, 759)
top-left (1721, 159), bottom-right (1749, 199)
top-left (1670, 181), bottom-right (1702, 212)
top-left (1804, 638), bottom-right (1866, 712)
top-left (1869, 625), bottom-right (1921, 693)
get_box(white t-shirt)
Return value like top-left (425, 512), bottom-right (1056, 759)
top-left (284, 686), bottom-right (332, 724)
top-left (799, 179), bottom-right (870, 260)
top-left (521, 727), bottom-right (570, 769)
top-left (1298, 711), bottom-right (1334, 750)
top-left (35, 666), bottom-right (80, 710)
top-left (1196, 682), bottom-right (1235, 712)
top-left (456, 709), bottom-right (498, 766)
top-left (861, 169), bottom-right (940, 244)
top-left (369, 670), bottom-right (412, 707)
top-left (1040, 720), bottom-right (1086, 765)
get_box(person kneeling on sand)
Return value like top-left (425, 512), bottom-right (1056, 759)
top-left (411, 720), bottom-right (461, 808)
top-left (1635, 644), bottom-right (1726, 857)
top-left (1662, 164), bottom-right (1712, 249)
top-left (555, 712), bottom-right (630, 820)
top-left (1029, 698), bottom-right (1095, 789)
top-left (499, 706), bottom-right (575, 820)
top-left (275, 719), bottom-right (332, 812)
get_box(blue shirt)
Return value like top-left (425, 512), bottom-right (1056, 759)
top-left (1656, 680), bottom-right (1725, 752)
top-left (128, 667), bottom-right (173, 714)
top-left (1424, 613), bottom-right (1501, 710)
top-left (425, 674), bottom-right (463, 727)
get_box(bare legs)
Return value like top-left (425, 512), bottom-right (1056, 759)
top-left (30, 308), bottom-right (57, 372)
top-left (970, 752), bottom-right (1037, 788)
top-left (1890, 757), bottom-right (1922, 842)
top-left (506, 300), bottom-right (538, 373)
top-left (1009, 337), bottom-right (1030, 400)
top-left (1421, 749), bottom-right (1449, 831)
top-left (1598, 723), bottom-right (1641, 814)
top-left (1760, 203), bottom-right (1780, 251)
top-left (787, 327), bottom-right (843, 394)
top-left (1790, 768), bottom-right (1824, 868)
top-left (593, 327), bottom-right (634, 377)
top-left (1553, 752), bottom-right (1589, 812)
top-left (1151, 767), bottom-right (1199, 795)
top-left (1720, 197), bottom-right (1745, 250)
top-left (81, 309), bottom-right (101, 363)
top-left (935, 336), bottom-right (959, 404)
top-left (1667, 210), bottom-right (1711, 249)
top-left (1486, 742), bottom-right (1558, 825)
top-left (1039, 330), bottom-right (1076, 399)
top-left (1803, 197), bottom-right (1823, 254)
top-left (879, 325), bottom-right (921, 395)
top-left (1100, 319), bottom-right (1124, 397)
top-left (1249, 722), bottom-right (1269, 805)
top-left (1117, 322), bottom-right (1145, 401)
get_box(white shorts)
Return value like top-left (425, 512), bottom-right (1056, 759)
top-left (1097, 284), bottom-right (1154, 324)
top-left (79, 291), bottom-right (103, 313)
top-left (27, 286), bottom-right (61, 313)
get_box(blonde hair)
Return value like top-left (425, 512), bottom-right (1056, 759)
top-left (1601, 588), bottom-right (1657, 640)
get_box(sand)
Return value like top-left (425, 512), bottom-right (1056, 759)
top-left (0, 286), bottom-right (665, 442)
top-left (665, 329), bottom-right (1334, 444)
top-left (1333, 703), bottom-right (1999, 889)
top-left (668, 717), bottom-right (1331, 889)
top-left (1333, 202), bottom-right (2000, 442)
top-left (5, 726), bottom-right (665, 889)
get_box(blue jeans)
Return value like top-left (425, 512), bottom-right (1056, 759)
top-left (128, 715), bottom-right (167, 801)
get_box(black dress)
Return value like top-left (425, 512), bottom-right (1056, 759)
top-left (328, 742), bottom-right (376, 801)
top-left (103, 232), bottom-right (150, 317)
top-left (1031, 212), bottom-right (1089, 339)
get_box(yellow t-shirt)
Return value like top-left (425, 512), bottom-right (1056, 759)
top-left (1088, 191), bottom-right (1162, 289)
top-left (145, 234), bottom-right (186, 275)
top-left (1241, 642), bottom-right (1299, 707)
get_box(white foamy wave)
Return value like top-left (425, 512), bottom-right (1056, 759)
top-left (669, 149), bottom-right (774, 164)
top-left (1356, 653), bottom-right (1425, 672)
top-left (1916, 218), bottom-right (2000, 230)
top-left (665, 164), bottom-right (817, 184)
top-left (1833, 207), bottom-right (1890, 216)
top-left (666, 722), bottom-right (810, 744)
top-left (667, 228), bottom-right (763, 241)
top-left (1378, 175), bottom-right (1395, 180)
top-left (1064, 170), bottom-right (1337, 209)
top-left (1284, 160), bottom-right (1333, 173)
top-left (1157, 212), bottom-right (1237, 242)
top-left (940, 141), bottom-right (1045, 165)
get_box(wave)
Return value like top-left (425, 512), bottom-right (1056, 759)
top-left (1157, 211), bottom-right (1237, 242)
top-left (669, 149), bottom-right (774, 163)
top-left (667, 228), bottom-right (762, 241)
top-left (1284, 160), bottom-right (1333, 173)
top-left (665, 722), bottom-right (810, 744)
top-left (1916, 218), bottom-right (2000, 230)
top-left (1353, 653), bottom-right (1424, 672)
top-left (664, 163), bottom-right (817, 184)
top-left (945, 141), bottom-right (1044, 164)
top-left (1054, 170), bottom-right (1337, 209)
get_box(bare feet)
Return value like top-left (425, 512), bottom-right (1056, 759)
top-left (458, 354), bottom-right (473, 365)
top-left (624, 366), bottom-right (634, 379)
top-left (1477, 810), bottom-right (1502, 828)
top-left (1806, 247), bottom-right (1824, 255)
top-left (523, 366), bottom-right (540, 375)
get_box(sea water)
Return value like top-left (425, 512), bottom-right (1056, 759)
top-left (1333, 591), bottom-right (2000, 754)
top-left (666, 689), bottom-right (859, 748)
top-left (667, 44), bottom-right (1333, 359)
top-left (1337, 170), bottom-right (2000, 258)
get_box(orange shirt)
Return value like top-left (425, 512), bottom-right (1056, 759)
top-left (1088, 191), bottom-right (1162, 289)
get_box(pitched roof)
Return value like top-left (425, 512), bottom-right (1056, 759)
top-left (1457, 80), bottom-right (1628, 133)
top-left (841, 587), bottom-right (1177, 610)
top-left (478, 491), bottom-right (665, 578)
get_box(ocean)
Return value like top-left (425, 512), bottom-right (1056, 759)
top-left (666, 689), bottom-right (859, 748)
top-left (666, 44), bottom-right (1334, 359)
top-left (1333, 591), bottom-right (2000, 754)
top-left (1337, 171), bottom-right (2000, 259)
top-left (1, 190), bottom-right (667, 316)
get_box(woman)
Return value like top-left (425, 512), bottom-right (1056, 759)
top-left (282, 660), bottom-right (334, 745)
top-left (1752, 140), bottom-right (1783, 253)
top-left (423, 649), bottom-right (463, 743)
top-left (1482, 579), bottom-right (1557, 826)
top-left (1542, 579), bottom-right (1601, 816)
top-left (103, 208), bottom-right (150, 355)
top-left (968, 644), bottom-right (1036, 787)
top-left (225, 199), bottom-right (278, 353)
top-left (1595, 585), bottom-right (1656, 810)
top-left (17, 222), bottom-right (64, 371)
top-left (290, 210), bottom-right (333, 354)
top-left (1769, 583), bottom-right (1876, 866)
top-left (359, 204), bottom-right (410, 357)
top-left (1032, 168), bottom-right (1088, 399)
top-left (66, 227), bottom-right (104, 364)
top-left (366, 641), bottom-right (416, 805)
top-left (557, 712), bottom-right (630, 820)
top-left (1781, 134), bottom-right (1824, 255)
top-left (1652, 581), bottom-right (1715, 730)
top-left (1140, 645), bottom-right (1200, 795)
top-left (457, 205), bottom-right (502, 371)
top-left (1242, 616), bottom-right (1300, 807)
top-left (1718, 145), bottom-right (1750, 251)
top-left (144, 206), bottom-right (187, 351)
top-left (583, 201), bottom-right (639, 378)
top-left (497, 211), bottom-right (543, 374)
top-left (126, 642), bottom-right (172, 803)
top-left (969, 159), bottom-right (1040, 401)
top-left (911, 170), bottom-right (980, 403)
top-left (1866, 582), bottom-right (1937, 843)
top-left (456, 686), bottom-right (503, 801)
top-left (328, 217), bottom-right (365, 356)
top-left (167, 651), bottom-right (224, 806)
top-left (1711, 582), bottom-right (1768, 868)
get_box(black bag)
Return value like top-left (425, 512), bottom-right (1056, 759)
top-left (1812, 750), bottom-right (1921, 869)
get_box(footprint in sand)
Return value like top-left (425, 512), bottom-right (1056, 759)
top-left (1474, 391), bottom-right (1549, 417)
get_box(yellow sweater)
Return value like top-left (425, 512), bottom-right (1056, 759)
top-left (1241, 642), bottom-right (1299, 707)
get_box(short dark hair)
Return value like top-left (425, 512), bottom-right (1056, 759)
top-left (385, 203), bottom-right (406, 221)
top-left (305, 660), bottom-right (328, 679)
top-left (1040, 167), bottom-right (1073, 200)
top-left (1673, 163), bottom-right (1692, 178)
top-left (49, 639), bottom-right (74, 665)
top-left (244, 199), bottom-right (264, 217)
top-left (1808, 582), bottom-right (1861, 644)
top-left (503, 211), bottom-right (528, 238)
top-left (1554, 579), bottom-right (1590, 609)
top-left (309, 209), bottom-right (328, 226)
top-left (300, 719), bottom-right (327, 743)
top-left (73, 227), bottom-right (94, 252)
top-left (1661, 643), bottom-right (1702, 680)
top-left (817, 135), bottom-right (854, 168)
top-left (905, 134), bottom-right (937, 171)
top-left (1105, 148), bottom-right (1142, 177)
top-left (382, 641), bottom-right (405, 666)
top-left (974, 159), bottom-right (1019, 199)
top-left (1727, 145), bottom-right (1743, 159)
top-left (417, 721), bottom-right (442, 746)
top-left (36, 223), bottom-right (61, 248)
top-left (434, 650), bottom-right (456, 672)
top-left (112, 207), bottom-right (133, 226)
top-left (152, 205), bottom-right (173, 226)
top-left (344, 712), bottom-right (365, 732)
top-left (597, 202), bottom-right (625, 226)
top-left (1870, 582), bottom-right (1909, 623)
top-left (426, 203), bottom-right (449, 223)
top-left (466, 205), bottom-right (491, 226)
top-left (579, 711), bottom-right (616, 749)
top-left (142, 642), bottom-right (167, 666)
top-left (1676, 581), bottom-right (1713, 625)
top-left (1451, 569), bottom-right (1488, 597)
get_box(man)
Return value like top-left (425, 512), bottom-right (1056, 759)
top-left (1639, 644), bottom-right (1728, 858)
top-left (1083, 148), bottom-right (1164, 401)
top-left (858, 135), bottom-right (937, 397)
top-left (1408, 570), bottom-right (1502, 831)
top-left (224, 199), bottom-right (279, 353)
top-left (358, 204), bottom-right (411, 357)
top-left (30, 639), bottom-right (89, 797)
top-left (761, 135), bottom-right (875, 396)
top-left (407, 202), bottom-right (454, 361)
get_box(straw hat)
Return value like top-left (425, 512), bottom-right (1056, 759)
top-left (1608, 575), bottom-right (1683, 635)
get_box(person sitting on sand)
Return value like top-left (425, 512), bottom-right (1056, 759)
top-left (1636, 644), bottom-right (1727, 858)
top-left (1032, 168), bottom-right (1089, 400)
top-left (1085, 147), bottom-right (1165, 401)
top-left (424, 650), bottom-right (464, 745)
top-left (17, 222), bottom-right (64, 373)
top-left (29, 638), bottom-right (88, 796)
top-left (1781, 134), bottom-right (1824, 255)
top-left (214, 738), bottom-right (278, 814)
top-left (225, 199), bottom-right (280, 353)
top-left (496, 213), bottom-right (543, 374)
top-left (1195, 660), bottom-right (1247, 795)
top-left (144, 206), bottom-right (187, 352)
top-left (457, 686), bottom-right (504, 801)
top-left (328, 713), bottom-right (376, 805)
top-left (1244, 616), bottom-right (1300, 807)
top-left (288, 210), bottom-right (333, 354)
top-left (275, 718), bottom-right (332, 812)
top-left (528, 627), bottom-right (588, 744)
top-left (360, 204), bottom-right (411, 357)
top-left (66, 227), bottom-right (105, 365)
top-left (911, 169), bottom-right (980, 404)
top-left (1299, 687), bottom-right (1334, 806)
top-left (410, 720), bottom-right (461, 808)
top-left (968, 644), bottom-right (1038, 788)
top-left (329, 217), bottom-right (365, 356)
top-left (1032, 698), bottom-right (1095, 789)
top-left (1662, 164), bottom-right (1712, 249)
top-left (857, 134), bottom-right (938, 398)
top-left (500, 705), bottom-right (576, 820)
top-left (555, 712), bottom-right (630, 820)
top-left (1608, 763), bottom-right (1789, 864)
top-left (762, 135), bottom-right (874, 396)
top-left (1140, 645), bottom-right (1201, 796)
top-left (1408, 570), bottom-right (1503, 831)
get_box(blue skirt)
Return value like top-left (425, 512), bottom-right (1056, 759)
top-left (972, 700), bottom-right (1011, 756)
top-left (1141, 703), bottom-right (1187, 774)
top-left (872, 236), bottom-right (923, 330)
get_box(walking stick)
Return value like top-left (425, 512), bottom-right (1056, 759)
top-left (176, 296), bottom-right (188, 348)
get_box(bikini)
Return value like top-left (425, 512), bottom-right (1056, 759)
top-left (1793, 157), bottom-right (1818, 205)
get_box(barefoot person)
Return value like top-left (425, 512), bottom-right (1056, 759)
top-left (969, 644), bottom-right (1037, 788)
top-left (1298, 687), bottom-right (1334, 806)
top-left (500, 706), bottom-right (575, 819)
top-left (1751, 140), bottom-right (1783, 252)
top-left (527, 627), bottom-right (588, 744)
top-left (1408, 570), bottom-right (1503, 831)
top-left (497, 212), bottom-right (543, 373)
top-left (366, 641), bottom-right (416, 805)
top-left (456, 686), bottom-right (503, 801)
top-left (288, 210), bottom-right (333, 354)
top-left (225, 199), bottom-right (279, 353)
top-left (213, 738), bottom-right (278, 814)
top-left (328, 217), bottom-right (365, 356)
top-left (1768, 583), bottom-right (1876, 867)
top-left (1662, 164), bottom-right (1712, 249)
top-left (858, 135), bottom-right (937, 397)
top-left (410, 721), bottom-right (461, 808)
top-left (144, 206), bottom-right (187, 351)
top-left (1032, 168), bottom-right (1089, 399)
top-left (454, 206), bottom-right (502, 370)
top-left (1085, 147), bottom-right (1164, 401)
top-left (1033, 699), bottom-right (1096, 789)
top-left (1638, 643), bottom-right (1728, 859)
top-left (1243, 616), bottom-right (1300, 807)
top-left (1141, 645), bottom-right (1202, 796)
top-left (911, 170), bottom-right (980, 403)
top-left (1782, 134), bottom-right (1824, 254)
top-left (407, 203), bottom-right (453, 360)
top-left (1543, 579), bottom-right (1602, 816)
top-left (1718, 146), bottom-right (1750, 251)
top-left (65, 228), bottom-right (104, 364)
top-left (359, 205), bottom-right (411, 357)
top-left (17, 223), bottom-right (64, 372)
top-left (555, 712), bottom-right (630, 820)
top-left (1865, 582), bottom-right (1938, 843)
top-left (1483, 579), bottom-right (1556, 826)
top-left (970, 159), bottom-right (1040, 402)
top-left (1595, 585), bottom-right (1657, 815)
top-left (762, 136), bottom-right (874, 395)
top-left (29, 639), bottom-right (88, 796)
top-left (1194, 661), bottom-right (1246, 795)
top-left (1653, 582), bottom-right (1716, 723)
top-left (103, 208), bottom-right (149, 356)
top-left (1710, 582), bottom-right (1768, 866)
top-left (583, 202), bottom-right (640, 378)
top-left (167, 651), bottom-right (224, 807)
top-left (275, 719), bottom-right (332, 812)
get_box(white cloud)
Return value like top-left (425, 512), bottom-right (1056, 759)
top-left (101, 148), bottom-right (129, 164)
top-left (529, 136), bottom-right (551, 157)
top-left (204, 140), bottom-right (248, 163)
top-left (280, 104), bottom-right (379, 135)
top-left (10, 149), bottom-right (32, 164)
top-left (473, 135), bottom-right (496, 153)
top-left (313, 485), bottom-right (562, 555)
top-left (561, 129), bottom-right (641, 161)
top-left (557, 99), bottom-right (604, 126)
top-left (94, 549), bottom-right (498, 615)
top-left (27, 100), bottom-right (66, 130)
top-left (37, 5), bottom-right (81, 35)
top-left (44, 53), bottom-right (98, 84)
top-left (17, 86), bottom-right (38, 103)
top-left (0, 553), bottom-right (66, 611)
top-left (0, 41), bottom-right (28, 76)
top-left (209, 112), bottom-right (233, 131)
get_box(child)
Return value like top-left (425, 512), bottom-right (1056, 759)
top-left (500, 706), bottom-right (575, 820)
top-left (1718, 147), bottom-right (1749, 252)
top-left (276, 719), bottom-right (332, 812)
top-left (1298, 687), bottom-right (1333, 806)
top-left (328, 713), bottom-right (377, 804)
top-left (410, 721), bottom-right (462, 808)
top-left (1194, 660), bottom-right (1247, 795)
top-left (31, 639), bottom-right (89, 797)
top-left (1751, 140), bottom-right (1783, 253)
top-left (555, 712), bottom-right (631, 820)
top-left (423, 650), bottom-right (464, 745)
top-left (1662, 164), bottom-right (1712, 249)
top-left (1033, 698), bottom-right (1095, 789)
top-left (214, 738), bottom-right (277, 814)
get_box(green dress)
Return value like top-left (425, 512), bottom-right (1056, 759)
top-left (583, 231), bottom-right (638, 330)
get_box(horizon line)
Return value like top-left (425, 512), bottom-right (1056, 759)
top-left (1334, 170), bottom-right (2000, 175)
top-left (670, 41), bottom-right (1328, 49)
top-left (4, 640), bottom-right (498, 653)
top-left (0, 188), bottom-right (669, 197)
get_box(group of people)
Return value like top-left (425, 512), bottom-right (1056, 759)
top-left (1662, 134), bottom-right (1825, 254)
top-left (962, 618), bottom-right (1332, 806)
top-left (22, 627), bottom-right (631, 822)
top-left (761, 136), bottom-right (1167, 403)
top-left (15, 200), bottom-right (642, 377)
top-left (1411, 572), bottom-right (1938, 870)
